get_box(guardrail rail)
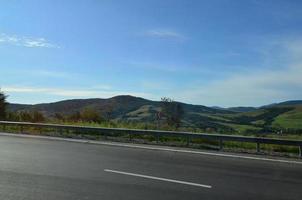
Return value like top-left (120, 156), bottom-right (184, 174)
top-left (0, 121), bottom-right (301, 157)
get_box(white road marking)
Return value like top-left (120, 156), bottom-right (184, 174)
top-left (104, 169), bottom-right (212, 188)
top-left (1, 132), bottom-right (302, 165)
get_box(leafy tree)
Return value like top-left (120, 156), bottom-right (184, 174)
top-left (68, 111), bottom-right (81, 122)
top-left (54, 113), bottom-right (65, 121)
top-left (80, 107), bottom-right (103, 123)
top-left (103, 104), bottom-right (114, 121)
top-left (161, 97), bottom-right (184, 129)
top-left (17, 111), bottom-right (45, 122)
top-left (0, 90), bottom-right (7, 120)
top-left (6, 112), bottom-right (19, 121)
top-left (32, 111), bottom-right (45, 123)
top-left (18, 111), bottom-right (33, 122)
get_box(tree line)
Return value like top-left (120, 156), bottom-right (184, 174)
top-left (0, 90), bottom-right (7, 120)
top-left (0, 90), bottom-right (185, 128)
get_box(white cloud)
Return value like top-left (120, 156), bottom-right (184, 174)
top-left (175, 65), bottom-right (302, 107)
top-left (143, 29), bottom-right (186, 40)
top-left (171, 38), bottom-right (302, 107)
top-left (31, 70), bottom-right (74, 78)
top-left (2, 86), bottom-right (152, 100)
top-left (0, 68), bottom-right (77, 80)
top-left (141, 81), bottom-right (169, 90)
top-left (90, 85), bottom-right (112, 90)
top-left (0, 33), bottom-right (59, 48)
top-left (126, 60), bottom-right (182, 72)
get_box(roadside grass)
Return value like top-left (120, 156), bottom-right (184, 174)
top-left (1, 122), bottom-right (301, 158)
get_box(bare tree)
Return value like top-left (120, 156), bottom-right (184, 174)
top-left (0, 89), bottom-right (7, 120)
top-left (161, 97), bottom-right (184, 129)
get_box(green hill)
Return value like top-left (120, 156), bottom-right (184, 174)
top-left (7, 96), bottom-right (302, 134)
top-left (272, 106), bottom-right (302, 129)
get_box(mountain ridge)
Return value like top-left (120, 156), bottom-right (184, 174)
top-left (7, 95), bottom-right (302, 133)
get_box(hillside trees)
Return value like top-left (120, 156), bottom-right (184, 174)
top-left (54, 113), bottom-right (65, 121)
top-left (18, 111), bottom-right (33, 122)
top-left (32, 111), bottom-right (46, 122)
top-left (80, 107), bottom-right (103, 123)
top-left (14, 111), bottom-right (46, 122)
top-left (160, 97), bottom-right (184, 129)
top-left (0, 89), bottom-right (7, 120)
top-left (68, 111), bottom-right (81, 122)
top-left (103, 104), bottom-right (114, 121)
top-left (67, 108), bottom-right (103, 123)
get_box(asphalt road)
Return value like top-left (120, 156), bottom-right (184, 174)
top-left (0, 134), bottom-right (302, 200)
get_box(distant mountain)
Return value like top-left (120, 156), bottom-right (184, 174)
top-left (227, 107), bottom-right (258, 112)
top-left (8, 95), bottom-right (233, 122)
top-left (212, 106), bottom-right (258, 112)
top-left (223, 100), bottom-right (302, 112)
top-left (7, 96), bottom-right (302, 133)
top-left (261, 100), bottom-right (302, 108)
top-left (274, 100), bottom-right (302, 106)
top-left (8, 95), bottom-right (155, 118)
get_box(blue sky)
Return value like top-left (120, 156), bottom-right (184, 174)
top-left (1, 0), bottom-right (302, 107)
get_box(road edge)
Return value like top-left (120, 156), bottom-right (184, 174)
top-left (1, 132), bottom-right (301, 165)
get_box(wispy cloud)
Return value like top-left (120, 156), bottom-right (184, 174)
top-left (142, 29), bottom-right (186, 40)
top-left (171, 38), bottom-right (302, 107)
top-left (0, 33), bottom-right (60, 48)
top-left (90, 85), bottom-right (112, 90)
top-left (126, 60), bottom-right (182, 72)
top-left (176, 65), bottom-right (302, 107)
top-left (1, 69), bottom-right (77, 80)
top-left (126, 60), bottom-right (222, 76)
top-left (31, 70), bottom-right (75, 79)
top-left (2, 86), bottom-right (152, 100)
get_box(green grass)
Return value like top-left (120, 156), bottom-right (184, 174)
top-left (251, 120), bottom-right (266, 125)
top-left (190, 112), bottom-right (231, 122)
top-left (219, 122), bottom-right (261, 133)
top-left (126, 105), bottom-right (158, 118)
top-left (272, 107), bottom-right (302, 129)
top-left (229, 109), bottom-right (266, 118)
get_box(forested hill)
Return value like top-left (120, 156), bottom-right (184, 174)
top-left (7, 95), bottom-right (302, 134)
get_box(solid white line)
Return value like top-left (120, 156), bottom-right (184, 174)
top-left (1, 132), bottom-right (302, 165)
top-left (104, 169), bottom-right (212, 188)
top-left (101, 142), bottom-right (302, 165)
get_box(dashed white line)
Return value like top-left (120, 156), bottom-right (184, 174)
top-left (104, 169), bottom-right (212, 189)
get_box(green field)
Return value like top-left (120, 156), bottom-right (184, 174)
top-left (272, 106), bottom-right (302, 129)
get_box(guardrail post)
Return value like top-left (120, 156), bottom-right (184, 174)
top-left (256, 142), bottom-right (260, 153)
top-left (2, 121), bottom-right (302, 158)
top-left (186, 136), bottom-right (190, 147)
top-left (104, 132), bottom-right (108, 140)
top-left (219, 139), bottom-right (223, 151)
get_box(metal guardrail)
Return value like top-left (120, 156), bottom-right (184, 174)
top-left (0, 121), bottom-right (301, 157)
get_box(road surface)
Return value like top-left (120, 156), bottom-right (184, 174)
top-left (0, 133), bottom-right (301, 200)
